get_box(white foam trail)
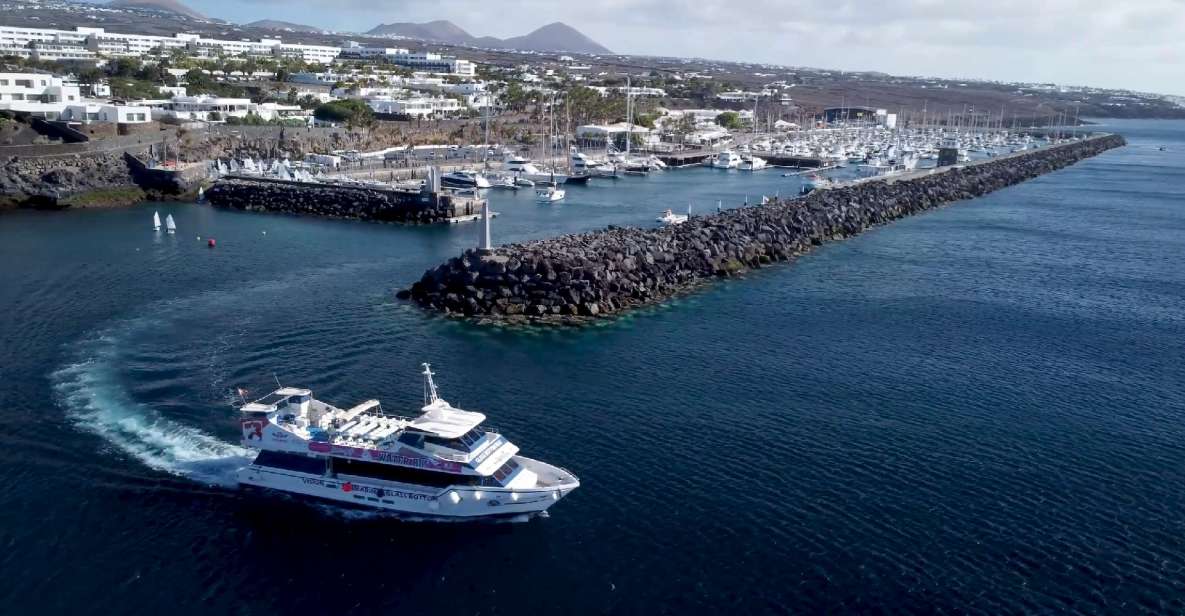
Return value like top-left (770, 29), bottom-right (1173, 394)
top-left (50, 261), bottom-right (393, 491)
top-left (52, 334), bottom-right (251, 488)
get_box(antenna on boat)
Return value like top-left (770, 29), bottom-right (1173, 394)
top-left (422, 363), bottom-right (439, 405)
top-left (274, 374), bottom-right (282, 390)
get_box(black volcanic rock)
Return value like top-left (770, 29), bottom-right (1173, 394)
top-left (404, 135), bottom-right (1126, 325)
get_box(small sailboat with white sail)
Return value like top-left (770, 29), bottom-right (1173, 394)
top-left (153, 211), bottom-right (161, 232)
top-left (165, 214), bottom-right (177, 235)
top-left (535, 181), bottom-right (565, 203)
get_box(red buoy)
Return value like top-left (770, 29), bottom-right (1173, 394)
top-left (207, 238), bottom-right (216, 248)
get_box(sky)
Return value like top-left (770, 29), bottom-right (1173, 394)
top-left (180, 0), bottom-right (1185, 95)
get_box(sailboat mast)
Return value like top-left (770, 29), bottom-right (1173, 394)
top-left (625, 76), bottom-right (632, 158)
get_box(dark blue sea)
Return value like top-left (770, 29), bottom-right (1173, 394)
top-left (1, 119), bottom-right (1183, 614)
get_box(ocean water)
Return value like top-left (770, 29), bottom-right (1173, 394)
top-left (0, 120), bottom-right (1183, 614)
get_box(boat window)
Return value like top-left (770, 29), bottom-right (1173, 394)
top-left (335, 457), bottom-right (481, 488)
top-left (425, 429), bottom-right (484, 451)
top-left (397, 432), bottom-right (425, 448)
top-left (254, 450), bottom-right (327, 475)
top-left (491, 458), bottom-right (521, 483)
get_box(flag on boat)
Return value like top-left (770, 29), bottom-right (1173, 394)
top-left (237, 387), bottom-right (248, 399)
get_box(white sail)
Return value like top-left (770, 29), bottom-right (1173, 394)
top-left (165, 214), bottom-right (176, 234)
top-left (153, 211), bottom-right (161, 231)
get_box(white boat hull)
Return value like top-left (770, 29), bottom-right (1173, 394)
top-left (237, 456), bottom-right (577, 519)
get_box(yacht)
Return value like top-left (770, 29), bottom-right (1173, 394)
top-left (800, 173), bottom-right (835, 194)
top-left (441, 170), bottom-right (492, 189)
top-left (738, 155), bottom-right (767, 171)
top-left (487, 174), bottom-right (518, 190)
top-left (506, 157), bottom-right (568, 184)
top-left (236, 364), bottom-right (579, 519)
top-left (536, 181), bottom-right (566, 203)
top-left (656, 208), bottom-right (689, 225)
top-left (712, 150), bottom-right (742, 169)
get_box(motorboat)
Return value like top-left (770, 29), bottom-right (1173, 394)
top-left (656, 208), bottom-right (689, 225)
top-left (800, 173), bottom-right (835, 194)
top-left (514, 177), bottom-right (535, 188)
top-left (236, 364), bottom-right (579, 519)
top-left (506, 157), bottom-right (568, 184)
top-left (536, 182), bottom-right (565, 203)
top-left (712, 150), bottom-right (742, 169)
top-left (487, 174), bottom-right (518, 190)
top-left (738, 155), bottom-right (767, 171)
top-left (441, 170), bottom-right (492, 189)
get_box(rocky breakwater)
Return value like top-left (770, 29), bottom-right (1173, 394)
top-left (403, 134), bottom-right (1126, 324)
top-left (206, 176), bottom-right (483, 224)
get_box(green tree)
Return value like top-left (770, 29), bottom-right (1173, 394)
top-left (716, 111), bottom-right (742, 130)
top-left (313, 99), bottom-right (374, 128)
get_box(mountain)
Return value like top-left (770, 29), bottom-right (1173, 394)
top-left (107, 0), bottom-right (205, 20)
top-left (245, 19), bottom-right (325, 34)
top-left (367, 20), bottom-right (475, 44)
top-left (366, 20), bottom-right (611, 54)
top-left (501, 22), bottom-right (611, 54)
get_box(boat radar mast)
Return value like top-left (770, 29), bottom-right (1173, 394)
top-left (422, 363), bottom-right (440, 405)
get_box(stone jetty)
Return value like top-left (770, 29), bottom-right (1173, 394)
top-left (206, 176), bottom-right (484, 224)
top-left (402, 134), bottom-right (1125, 324)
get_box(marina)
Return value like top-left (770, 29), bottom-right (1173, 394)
top-left (2, 119), bottom-right (1182, 615)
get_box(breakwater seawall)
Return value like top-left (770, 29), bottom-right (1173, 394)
top-left (402, 134), bottom-right (1126, 324)
top-left (205, 176), bottom-right (485, 224)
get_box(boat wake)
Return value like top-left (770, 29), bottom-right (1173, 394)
top-left (52, 330), bottom-right (252, 488)
top-left (49, 263), bottom-right (381, 490)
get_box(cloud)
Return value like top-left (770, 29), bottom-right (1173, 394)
top-left (197, 0), bottom-right (1183, 93)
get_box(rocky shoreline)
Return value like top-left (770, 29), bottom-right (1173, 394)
top-left (402, 134), bottom-right (1126, 325)
top-left (1, 150), bottom-right (202, 210)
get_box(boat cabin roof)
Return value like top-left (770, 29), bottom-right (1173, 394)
top-left (239, 387), bottom-right (312, 413)
top-left (407, 399), bottom-right (486, 439)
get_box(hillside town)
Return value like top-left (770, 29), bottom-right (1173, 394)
top-left (2, 0), bottom-right (1183, 160)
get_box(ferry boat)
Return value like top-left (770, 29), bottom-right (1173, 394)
top-left (237, 365), bottom-right (579, 519)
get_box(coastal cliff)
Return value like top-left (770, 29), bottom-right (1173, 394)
top-left (402, 134), bottom-right (1126, 324)
top-left (0, 149), bottom-right (202, 210)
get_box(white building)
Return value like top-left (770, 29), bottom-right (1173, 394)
top-left (0, 72), bottom-right (82, 108)
top-left (61, 103), bottom-right (151, 124)
top-left (366, 96), bottom-right (462, 118)
top-left (0, 25), bottom-right (340, 64)
top-left (337, 43), bottom-right (476, 76)
top-left (164, 95), bottom-right (252, 121)
top-left (159, 95), bottom-right (309, 123)
top-left (29, 41), bottom-right (98, 63)
top-left (0, 71), bottom-right (149, 123)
